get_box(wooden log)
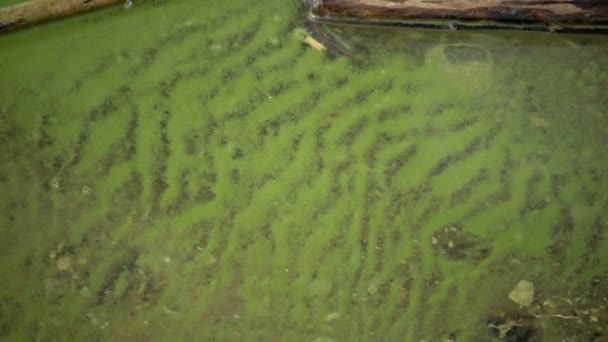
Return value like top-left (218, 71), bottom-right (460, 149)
top-left (0, 0), bottom-right (125, 34)
top-left (310, 0), bottom-right (608, 33)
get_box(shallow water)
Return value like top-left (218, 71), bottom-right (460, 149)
top-left (1, 0), bottom-right (607, 340)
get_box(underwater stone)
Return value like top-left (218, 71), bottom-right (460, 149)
top-left (508, 280), bottom-right (534, 306)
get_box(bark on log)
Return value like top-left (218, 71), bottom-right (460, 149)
top-left (310, 0), bottom-right (608, 33)
top-left (0, 0), bottom-right (124, 34)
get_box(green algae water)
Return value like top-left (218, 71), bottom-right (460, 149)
top-left (1, 0), bottom-right (607, 340)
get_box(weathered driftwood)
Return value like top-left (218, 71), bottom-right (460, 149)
top-left (310, 0), bottom-right (608, 33)
top-left (0, 0), bottom-right (124, 34)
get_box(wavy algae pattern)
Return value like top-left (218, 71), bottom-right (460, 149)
top-left (1, 0), bottom-right (608, 340)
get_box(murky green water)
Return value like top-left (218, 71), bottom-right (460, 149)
top-left (0, 0), bottom-right (26, 7)
top-left (1, 0), bottom-right (607, 341)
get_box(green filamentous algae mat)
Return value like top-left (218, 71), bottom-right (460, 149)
top-left (0, 0), bottom-right (607, 341)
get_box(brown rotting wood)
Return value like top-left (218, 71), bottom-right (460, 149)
top-left (310, 0), bottom-right (608, 33)
top-left (0, 0), bottom-right (124, 34)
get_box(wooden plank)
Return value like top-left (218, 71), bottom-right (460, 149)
top-left (0, 0), bottom-right (124, 34)
top-left (310, 0), bottom-right (608, 33)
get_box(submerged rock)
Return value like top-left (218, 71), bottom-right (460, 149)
top-left (508, 280), bottom-right (535, 307)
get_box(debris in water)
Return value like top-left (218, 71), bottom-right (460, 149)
top-left (487, 312), bottom-right (537, 340)
top-left (508, 280), bottom-right (535, 306)
top-left (313, 337), bottom-right (336, 342)
top-left (303, 35), bottom-right (326, 51)
top-left (488, 319), bottom-right (519, 338)
top-left (163, 305), bottom-right (185, 316)
top-left (56, 255), bottom-right (72, 272)
top-left (430, 224), bottom-right (491, 261)
top-left (325, 312), bottom-right (340, 322)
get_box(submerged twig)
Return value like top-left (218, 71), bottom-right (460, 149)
top-left (533, 313), bottom-right (582, 320)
